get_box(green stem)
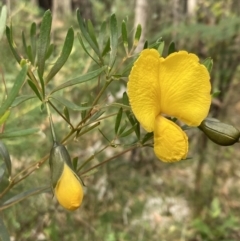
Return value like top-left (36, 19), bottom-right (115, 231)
top-left (48, 100), bottom-right (74, 129)
top-left (27, 69), bottom-right (42, 94)
top-left (46, 101), bottom-right (57, 142)
top-left (76, 78), bottom-right (113, 129)
top-left (80, 145), bottom-right (136, 176)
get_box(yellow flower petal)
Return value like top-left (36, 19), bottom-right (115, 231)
top-left (55, 163), bottom-right (83, 211)
top-left (127, 49), bottom-right (161, 132)
top-left (154, 116), bottom-right (188, 162)
top-left (159, 51), bottom-right (211, 126)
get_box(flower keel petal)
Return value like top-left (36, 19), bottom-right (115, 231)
top-left (154, 116), bottom-right (188, 162)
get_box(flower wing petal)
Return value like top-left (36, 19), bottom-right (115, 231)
top-left (159, 51), bottom-right (211, 126)
top-left (128, 49), bottom-right (161, 132)
top-left (154, 116), bottom-right (188, 162)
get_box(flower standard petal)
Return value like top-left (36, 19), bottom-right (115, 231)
top-left (154, 116), bottom-right (188, 162)
top-left (159, 51), bottom-right (211, 126)
top-left (55, 163), bottom-right (84, 211)
top-left (128, 49), bottom-right (161, 132)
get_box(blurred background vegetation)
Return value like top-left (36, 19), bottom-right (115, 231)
top-left (1, 0), bottom-right (240, 240)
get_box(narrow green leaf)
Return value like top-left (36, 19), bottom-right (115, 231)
top-left (38, 70), bottom-right (45, 97)
top-left (80, 102), bottom-right (88, 120)
top-left (77, 33), bottom-right (98, 64)
top-left (0, 164), bottom-right (5, 182)
top-left (0, 141), bottom-right (11, 177)
top-left (115, 107), bottom-right (123, 135)
top-left (45, 43), bottom-right (54, 60)
top-left (126, 110), bottom-right (135, 126)
top-left (37, 10), bottom-right (52, 77)
top-left (134, 24), bottom-right (142, 44)
top-left (121, 20), bottom-right (128, 54)
top-left (99, 20), bottom-right (107, 51)
top-left (50, 96), bottom-right (92, 111)
top-left (0, 5), bottom-right (7, 40)
top-left (118, 120), bottom-right (127, 135)
top-left (0, 65), bottom-right (27, 116)
top-left (21, 31), bottom-right (28, 56)
top-left (30, 22), bottom-right (37, 63)
top-left (51, 66), bottom-right (107, 93)
top-left (46, 27), bottom-right (74, 83)
top-left (0, 217), bottom-right (10, 241)
top-left (141, 132), bottom-right (153, 144)
top-left (122, 92), bottom-right (129, 106)
top-left (6, 26), bottom-right (21, 63)
top-left (77, 122), bottom-right (100, 138)
top-left (89, 110), bottom-right (105, 122)
top-left (203, 57), bottom-right (213, 74)
top-left (27, 45), bottom-right (34, 64)
top-left (119, 123), bottom-right (137, 137)
top-left (11, 95), bottom-right (36, 107)
top-left (63, 106), bottom-right (70, 122)
top-left (135, 122), bottom-right (140, 140)
top-left (134, 24), bottom-right (142, 46)
top-left (87, 20), bottom-right (99, 48)
top-left (101, 37), bottom-right (110, 57)
top-left (0, 128), bottom-right (40, 139)
top-left (98, 128), bottom-right (110, 143)
top-left (109, 14), bottom-right (118, 68)
top-left (1, 186), bottom-right (50, 209)
top-left (40, 103), bottom-right (45, 112)
top-left (168, 41), bottom-right (176, 55)
top-left (27, 79), bottom-right (42, 101)
top-left (76, 9), bottom-right (100, 56)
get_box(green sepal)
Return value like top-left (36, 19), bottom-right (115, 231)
top-left (168, 41), bottom-right (176, 55)
top-left (199, 118), bottom-right (240, 146)
top-left (157, 40), bottom-right (165, 56)
top-left (49, 142), bottom-right (73, 188)
top-left (203, 57), bottom-right (213, 74)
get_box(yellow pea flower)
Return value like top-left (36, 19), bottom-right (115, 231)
top-left (127, 49), bottom-right (211, 162)
top-left (49, 142), bottom-right (84, 210)
top-left (55, 163), bottom-right (84, 211)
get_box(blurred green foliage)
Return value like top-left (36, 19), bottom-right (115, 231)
top-left (0, 0), bottom-right (240, 241)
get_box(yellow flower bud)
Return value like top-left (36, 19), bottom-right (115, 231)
top-left (49, 142), bottom-right (84, 211)
top-left (55, 163), bottom-right (84, 211)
